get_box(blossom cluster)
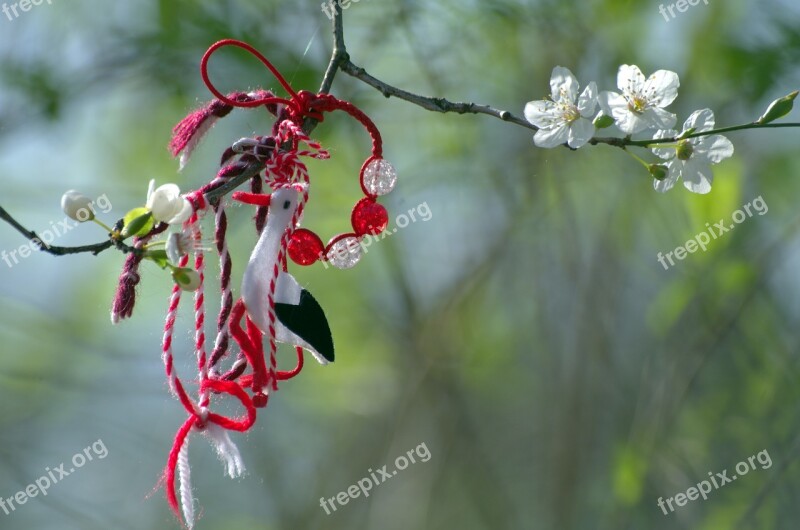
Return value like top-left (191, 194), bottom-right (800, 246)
top-left (62, 180), bottom-right (203, 291)
top-left (523, 65), bottom-right (735, 194)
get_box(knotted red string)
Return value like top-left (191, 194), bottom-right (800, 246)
top-left (200, 38), bottom-right (385, 147)
top-left (164, 378), bottom-right (257, 521)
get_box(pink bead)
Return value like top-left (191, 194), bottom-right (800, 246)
top-left (288, 229), bottom-right (324, 266)
top-left (351, 198), bottom-right (389, 236)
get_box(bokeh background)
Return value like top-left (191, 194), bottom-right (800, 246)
top-left (1, 0), bottom-right (800, 529)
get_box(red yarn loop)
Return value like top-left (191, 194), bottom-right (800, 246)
top-left (201, 39), bottom-right (301, 116)
top-left (200, 40), bottom-right (384, 158)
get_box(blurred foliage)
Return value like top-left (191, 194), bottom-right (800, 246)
top-left (1, 0), bottom-right (800, 529)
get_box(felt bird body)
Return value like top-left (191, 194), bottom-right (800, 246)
top-left (239, 188), bottom-right (334, 364)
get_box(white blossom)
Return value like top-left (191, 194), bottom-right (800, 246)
top-left (166, 230), bottom-right (207, 264)
top-left (651, 109), bottom-right (734, 194)
top-left (524, 66), bottom-right (598, 149)
top-left (599, 65), bottom-right (679, 134)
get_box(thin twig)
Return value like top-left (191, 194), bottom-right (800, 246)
top-left (338, 60), bottom-right (537, 131)
top-left (325, 6), bottom-right (536, 132)
top-left (0, 205), bottom-right (127, 257)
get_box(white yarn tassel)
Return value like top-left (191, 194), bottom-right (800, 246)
top-left (205, 423), bottom-right (246, 478)
top-left (178, 437), bottom-right (195, 529)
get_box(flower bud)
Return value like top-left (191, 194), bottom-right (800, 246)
top-left (676, 139), bottom-right (694, 161)
top-left (593, 112), bottom-right (615, 129)
top-left (757, 90), bottom-right (798, 124)
top-left (172, 267), bottom-right (201, 291)
top-left (61, 190), bottom-right (95, 222)
top-left (648, 164), bottom-right (669, 181)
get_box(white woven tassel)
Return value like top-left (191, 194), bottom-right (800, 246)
top-left (178, 437), bottom-right (195, 529)
top-left (205, 422), bottom-right (246, 478)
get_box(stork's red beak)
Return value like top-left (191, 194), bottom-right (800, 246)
top-left (231, 192), bottom-right (271, 207)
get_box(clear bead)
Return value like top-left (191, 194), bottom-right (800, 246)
top-left (326, 236), bottom-right (362, 269)
top-left (362, 158), bottom-right (397, 196)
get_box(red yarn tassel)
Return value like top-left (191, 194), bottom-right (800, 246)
top-left (169, 91), bottom-right (279, 170)
top-left (110, 253), bottom-right (142, 324)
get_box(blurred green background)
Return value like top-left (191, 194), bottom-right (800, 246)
top-left (1, 0), bottom-right (800, 529)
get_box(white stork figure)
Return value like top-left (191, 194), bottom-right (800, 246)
top-left (240, 188), bottom-right (334, 365)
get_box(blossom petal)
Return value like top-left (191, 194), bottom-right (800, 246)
top-left (641, 106), bottom-right (677, 131)
top-left (550, 66), bottom-right (579, 103)
top-left (524, 100), bottom-right (559, 129)
top-left (166, 198), bottom-right (193, 225)
top-left (654, 161), bottom-right (680, 193)
top-left (597, 91), bottom-right (622, 117)
top-left (617, 64), bottom-right (645, 94)
top-left (599, 91), bottom-right (645, 134)
top-left (166, 233), bottom-right (183, 264)
top-left (651, 129), bottom-right (678, 160)
top-left (643, 70), bottom-right (680, 107)
top-left (681, 159), bottom-right (713, 194)
top-left (534, 124), bottom-right (570, 148)
top-left (577, 82), bottom-right (598, 117)
top-left (146, 179), bottom-right (156, 207)
top-left (683, 108), bottom-right (715, 134)
top-left (567, 119), bottom-right (594, 148)
top-left (616, 109), bottom-right (650, 135)
top-left (696, 134), bottom-right (734, 163)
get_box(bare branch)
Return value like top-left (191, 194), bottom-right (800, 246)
top-left (0, 205), bottom-right (124, 257)
top-left (338, 60), bottom-right (536, 131)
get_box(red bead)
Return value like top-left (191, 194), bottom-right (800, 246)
top-left (288, 229), bottom-right (324, 266)
top-left (351, 198), bottom-right (389, 236)
top-left (253, 392), bottom-right (269, 408)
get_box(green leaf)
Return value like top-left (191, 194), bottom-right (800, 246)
top-left (121, 208), bottom-right (154, 239)
top-left (145, 249), bottom-right (169, 269)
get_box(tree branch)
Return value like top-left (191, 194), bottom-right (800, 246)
top-left (327, 4), bottom-right (536, 131)
top-left (0, 205), bottom-right (128, 257)
top-left (338, 60), bottom-right (536, 131)
top-left (5, 4), bottom-right (795, 260)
